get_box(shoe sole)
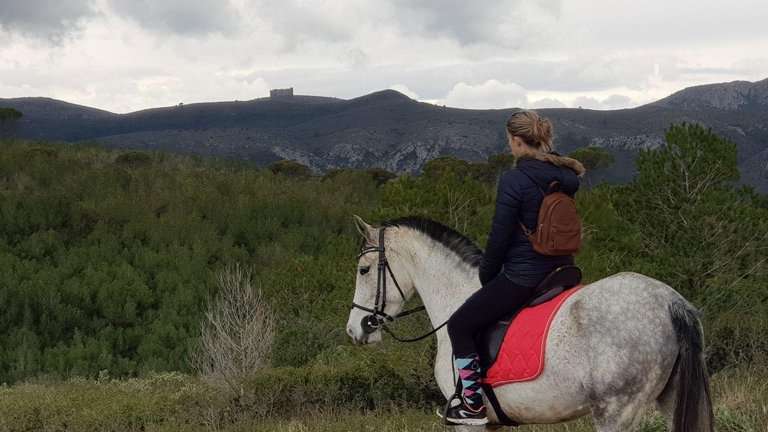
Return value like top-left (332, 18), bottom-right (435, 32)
top-left (437, 409), bottom-right (489, 426)
top-left (444, 417), bottom-right (489, 426)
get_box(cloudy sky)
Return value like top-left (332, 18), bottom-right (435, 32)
top-left (1, 0), bottom-right (766, 113)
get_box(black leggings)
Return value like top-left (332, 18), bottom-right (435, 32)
top-left (447, 274), bottom-right (537, 358)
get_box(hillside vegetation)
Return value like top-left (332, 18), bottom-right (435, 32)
top-left (0, 123), bottom-right (766, 430)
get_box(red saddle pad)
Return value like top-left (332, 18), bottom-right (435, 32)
top-left (483, 285), bottom-right (583, 387)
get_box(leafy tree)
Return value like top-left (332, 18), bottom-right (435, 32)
top-left (378, 172), bottom-right (492, 239)
top-left (619, 124), bottom-right (750, 290)
top-left (0, 108), bottom-right (22, 140)
top-left (613, 123), bottom-right (767, 368)
top-left (364, 167), bottom-right (396, 186)
top-left (268, 159), bottom-right (310, 179)
top-left (568, 146), bottom-right (615, 171)
top-left (635, 123), bottom-right (739, 191)
top-left (421, 156), bottom-right (470, 179)
top-left (486, 152), bottom-right (516, 173)
top-left (114, 151), bottom-right (152, 169)
top-left (468, 153), bottom-right (517, 184)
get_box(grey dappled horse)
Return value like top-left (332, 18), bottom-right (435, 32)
top-left (346, 216), bottom-right (713, 432)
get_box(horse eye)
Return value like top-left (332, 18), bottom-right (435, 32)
top-left (359, 266), bottom-right (370, 275)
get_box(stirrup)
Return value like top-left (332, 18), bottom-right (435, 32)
top-left (442, 393), bottom-right (459, 425)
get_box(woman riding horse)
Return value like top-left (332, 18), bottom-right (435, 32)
top-left (445, 110), bottom-right (586, 425)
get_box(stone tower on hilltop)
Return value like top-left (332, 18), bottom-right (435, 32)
top-left (270, 87), bottom-right (294, 99)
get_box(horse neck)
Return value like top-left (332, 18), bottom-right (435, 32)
top-left (392, 229), bottom-right (479, 328)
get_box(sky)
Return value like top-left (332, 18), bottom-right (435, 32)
top-left (1, 0), bottom-right (767, 114)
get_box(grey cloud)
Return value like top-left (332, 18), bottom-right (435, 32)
top-left (390, 0), bottom-right (503, 45)
top-left (237, 57), bottom-right (644, 104)
top-left (244, 0), bottom-right (563, 50)
top-left (0, 0), bottom-right (97, 43)
top-left (570, 95), bottom-right (636, 110)
top-left (465, 57), bottom-right (660, 92)
top-left (108, 0), bottom-right (241, 36)
top-left (572, 96), bottom-right (602, 110)
top-left (603, 94), bottom-right (633, 110)
top-left (341, 48), bottom-right (371, 69)
top-left (531, 98), bottom-right (566, 108)
top-left (248, 0), bottom-right (358, 51)
top-left (389, 0), bottom-right (562, 47)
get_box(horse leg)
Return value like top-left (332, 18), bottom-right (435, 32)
top-left (655, 373), bottom-right (676, 428)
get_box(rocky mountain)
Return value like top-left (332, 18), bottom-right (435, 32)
top-left (651, 79), bottom-right (768, 110)
top-left (2, 78), bottom-right (767, 191)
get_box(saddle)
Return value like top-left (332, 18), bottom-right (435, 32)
top-left (477, 265), bottom-right (582, 372)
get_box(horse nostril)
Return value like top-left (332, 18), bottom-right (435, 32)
top-left (346, 325), bottom-right (354, 338)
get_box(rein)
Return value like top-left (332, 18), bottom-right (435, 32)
top-left (351, 228), bottom-right (448, 343)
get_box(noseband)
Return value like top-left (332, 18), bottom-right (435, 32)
top-left (351, 227), bottom-right (446, 342)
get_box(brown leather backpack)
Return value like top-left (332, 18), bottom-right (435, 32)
top-left (518, 173), bottom-right (581, 256)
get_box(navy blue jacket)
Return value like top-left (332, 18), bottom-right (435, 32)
top-left (479, 156), bottom-right (581, 288)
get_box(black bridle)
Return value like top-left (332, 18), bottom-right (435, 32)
top-left (351, 227), bottom-right (448, 343)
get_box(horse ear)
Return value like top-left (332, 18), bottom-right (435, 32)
top-left (353, 214), bottom-right (375, 243)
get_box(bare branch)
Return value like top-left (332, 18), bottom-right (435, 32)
top-left (190, 263), bottom-right (276, 396)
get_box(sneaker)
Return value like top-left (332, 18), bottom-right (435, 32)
top-left (443, 398), bottom-right (488, 426)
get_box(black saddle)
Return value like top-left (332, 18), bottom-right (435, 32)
top-left (477, 265), bottom-right (582, 373)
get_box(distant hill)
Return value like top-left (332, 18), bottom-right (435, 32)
top-left (2, 78), bottom-right (767, 191)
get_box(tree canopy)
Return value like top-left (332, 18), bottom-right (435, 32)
top-left (568, 146), bottom-right (616, 171)
top-left (0, 108), bottom-right (23, 140)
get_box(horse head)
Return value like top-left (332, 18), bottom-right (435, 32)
top-left (346, 215), bottom-right (416, 345)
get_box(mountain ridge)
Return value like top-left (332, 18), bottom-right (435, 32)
top-left (2, 79), bottom-right (767, 191)
top-left (651, 78), bottom-right (768, 110)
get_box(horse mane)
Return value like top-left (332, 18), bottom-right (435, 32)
top-left (380, 216), bottom-right (483, 268)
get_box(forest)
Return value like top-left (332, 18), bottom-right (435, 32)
top-left (0, 123), bottom-right (765, 431)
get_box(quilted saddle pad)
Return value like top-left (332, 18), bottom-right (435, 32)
top-left (482, 285), bottom-right (583, 387)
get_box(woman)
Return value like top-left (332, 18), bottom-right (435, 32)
top-left (444, 110), bottom-right (586, 425)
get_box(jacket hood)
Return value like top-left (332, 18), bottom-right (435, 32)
top-left (516, 153), bottom-right (583, 195)
top-left (526, 153), bottom-right (586, 177)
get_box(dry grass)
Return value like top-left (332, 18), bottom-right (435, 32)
top-left (0, 366), bottom-right (764, 431)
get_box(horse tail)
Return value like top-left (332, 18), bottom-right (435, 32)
top-left (668, 298), bottom-right (714, 432)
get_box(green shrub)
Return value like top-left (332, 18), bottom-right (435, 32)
top-left (268, 159), bottom-right (311, 179)
top-left (0, 373), bottom-right (218, 431)
top-left (569, 146), bottom-right (616, 170)
top-left (636, 412), bottom-right (667, 432)
top-left (715, 407), bottom-right (755, 432)
top-left (241, 359), bottom-right (440, 418)
top-left (365, 167), bottom-right (396, 186)
top-left (114, 151), bottom-right (152, 169)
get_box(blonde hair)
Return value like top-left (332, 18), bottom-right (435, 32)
top-left (506, 109), bottom-right (554, 154)
top-left (506, 109), bottom-right (586, 176)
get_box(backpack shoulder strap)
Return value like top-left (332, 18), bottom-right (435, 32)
top-left (516, 168), bottom-right (548, 236)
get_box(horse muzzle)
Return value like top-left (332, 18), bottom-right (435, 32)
top-left (346, 320), bottom-right (382, 345)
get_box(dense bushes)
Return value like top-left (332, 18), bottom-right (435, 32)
top-left (0, 129), bottom-right (767, 430)
top-left (0, 141), bottom-right (379, 382)
top-left (0, 127), bottom-right (766, 388)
